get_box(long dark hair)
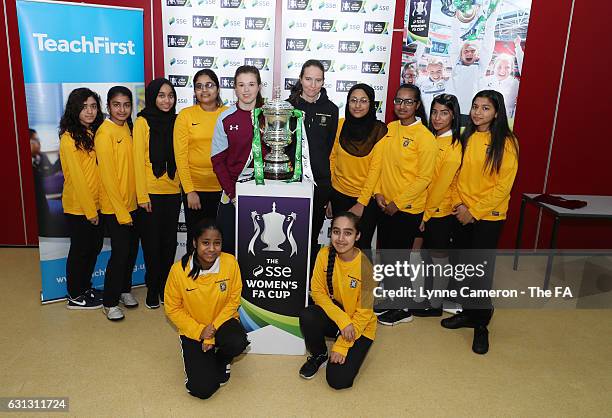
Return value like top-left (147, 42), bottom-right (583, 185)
top-left (194, 69), bottom-right (223, 108)
top-left (461, 90), bottom-right (519, 174)
top-left (181, 218), bottom-right (223, 279)
top-left (234, 65), bottom-right (264, 108)
top-left (107, 86), bottom-right (134, 132)
top-left (428, 94), bottom-right (461, 147)
top-left (395, 83), bottom-right (428, 125)
top-left (59, 88), bottom-right (103, 152)
top-left (288, 59), bottom-right (325, 103)
top-left (326, 212), bottom-right (361, 298)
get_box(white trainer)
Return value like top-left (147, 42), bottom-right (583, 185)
top-left (119, 293), bottom-right (139, 308)
top-left (103, 306), bottom-right (124, 321)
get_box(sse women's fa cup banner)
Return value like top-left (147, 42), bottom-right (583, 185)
top-left (162, 0), bottom-right (277, 111)
top-left (281, 0), bottom-right (396, 118)
top-left (236, 181), bottom-right (313, 355)
top-left (16, 0), bottom-right (146, 302)
top-left (402, 0), bottom-right (531, 121)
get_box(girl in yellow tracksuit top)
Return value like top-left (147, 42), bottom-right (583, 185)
top-left (165, 219), bottom-right (249, 399)
top-left (329, 83), bottom-right (389, 250)
top-left (299, 212), bottom-right (376, 389)
top-left (174, 69), bottom-right (227, 254)
top-left (95, 86), bottom-right (138, 319)
top-left (59, 88), bottom-right (105, 308)
top-left (443, 90), bottom-right (519, 356)
top-left (133, 78), bottom-right (181, 309)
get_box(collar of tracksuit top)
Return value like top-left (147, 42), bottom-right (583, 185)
top-left (189, 256), bottom-right (220, 278)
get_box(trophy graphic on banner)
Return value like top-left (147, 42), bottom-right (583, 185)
top-left (252, 87), bottom-right (311, 184)
top-left (248, 202), bottom-right (297, 256)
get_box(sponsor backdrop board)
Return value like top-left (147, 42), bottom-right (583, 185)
top-left (236, 181), bottom-right (313, 355)
top-left (403, 0), bottom-right (532, 121)
top-left (162, 0), bottom-right (277, 111)
top-left (280, 0), bottom-right (396, 119)
top-left (16, 0), bottom-right (146, 302)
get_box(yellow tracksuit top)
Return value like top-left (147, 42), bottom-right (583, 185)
top-left (374, 119), bottom-right (437, 213)
top-left (330, 118), bottom-right (387, 206)
top-left (133, 116), bottom-right (180, 204)
top-left (59, 132), bottom-right (100, 220)
top-left (453, 131), bottom-right (519, 221)
top-left (165, 252), bottom-right (242, 345)
top-left (311, 246), bottom-right (377, 357)
top-left (95, 119), bottom-right (137, 225)
top-left (173, 104), bottom-right (227, 193)
top-left (423, 133), bottom-right (462, 222)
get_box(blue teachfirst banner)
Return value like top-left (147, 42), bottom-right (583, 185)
top-left (16, 0), bottom-right (145, 302)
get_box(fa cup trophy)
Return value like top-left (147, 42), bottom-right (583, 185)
top-left (252, 87), bottom-right (307, 183)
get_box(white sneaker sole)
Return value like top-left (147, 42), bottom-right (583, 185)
top-left (145, 302), bottom-right (160, 309)
top-left (378, 315), bottom-right (414, 326)
top-left (67, 304), bottom-right (102, 310)
top-left (119, 301), bottom-right (139, 309)
top-left (443, 308), bottom-right (463, 314)
top-left (299, 360), bottom-right (328, 380)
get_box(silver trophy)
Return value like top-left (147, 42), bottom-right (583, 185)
top-left (248, 202), bottom-right (298, 256)
top-left (261, 87), bottom-right (294, 180)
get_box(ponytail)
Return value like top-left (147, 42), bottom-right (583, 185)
top-left (326, 245), bottom-right (337, 298)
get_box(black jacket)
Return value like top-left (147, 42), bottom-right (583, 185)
top-left (287, 88), bottom-right (338, 187)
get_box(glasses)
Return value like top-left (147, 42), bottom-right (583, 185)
top-left (393, 98), bottom-right (418, 106)
top-left (349, 98), bottom-right (370, 105)
top-left (195, 82), bottom-right (216, 91)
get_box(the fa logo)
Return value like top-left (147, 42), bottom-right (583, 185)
top-left (403, 137), bottom-right (413, 147)
top-left (350, 278), bottom-right (357, 288)
top-left (219, 282), bottom-right (227, 292)
top-left (229, 124), bottom-right (239, 131)
top-left (320, 115), bottom-right (327, 124)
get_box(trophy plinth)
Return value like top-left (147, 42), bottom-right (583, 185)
top-left (261, 92), bottom-right (294, 180)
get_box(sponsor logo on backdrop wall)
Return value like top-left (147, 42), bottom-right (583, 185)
top-left (162, 0), bottom-right (276, 111)
top-left (281, 0), bottom-right (396, 119)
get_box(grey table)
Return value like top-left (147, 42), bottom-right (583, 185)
top-left (513, 193), bottom-right (612, 289)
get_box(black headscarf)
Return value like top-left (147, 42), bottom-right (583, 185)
top-left (339, 83), bottom-right (388, 157)
top-left (138, 78), bottom-right (177, 179)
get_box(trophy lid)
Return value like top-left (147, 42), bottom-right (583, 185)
top-left (263, 86), bottom-right (293, 112)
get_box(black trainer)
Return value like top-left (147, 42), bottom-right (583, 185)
top-left (440, 312), bottom-right (477, 329)
top-left (67, 294), bottom-right (102, 310)
top-left (377, 309), bottom-right (414, 326)
top-left (145, 290), bottom-right (160, 309)
top-left (299, 353), bottom-right (328, 379)
top-left (411, 308), bottom-right (443, 317)
top-left (472, 326), bottom-right (489, 355)
top-left (219, 363), bottom-right (231, 386)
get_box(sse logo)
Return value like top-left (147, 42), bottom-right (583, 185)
top-left (219, 77), bottom-right (235, 89)
top-left (370, 3), bottom-right (390, 12)
top-left (368, 43), bottom-right (387, 52)
top-left (166, 0), bottom-right (191, 6)
top-left (193, 56), bottom-right (218, 68)
top-left (193, 16), bottom-right (217, 29)
top-left (364, 21), bottom-right (389, 34)
top-left (315, 42), bottom-right (334, 51)
top-left (336, 80), bottom-right (358, 92)
top-left (284, 78), bottom-right (299, 90)
top-left (167, 35), bottom-right (191, 48)
top-left (222, 59), bottom-right (241, 68)
top-left (312, 19), bottom-right (336, 32)
top-left (245, 58), bottom-right (270, 71)
top-left (338, 40), bottom-right (362, 53)
top-left (245, 17), bottom-right (270, 30)
top-left (220, 37), bottom-right (245, 50)
top-left (168, 17), bottom-right (188, 25)
top-left (251, 40), bottom-right (270, 49)
top-left (338, 63), bottom-right (359, 71)
top-left (286, 60), bottom-right (304, 70)
top-left (340, 0), bottom-right (365, 12)
top-left (169, 57), bottom-right (189, 66)
top-left (287, 0), bottom-right (311, 10)
top-left (220, 0), bottom-right (245, 7)
top-left (168, 75), bottom-right (191, 88)
top-left (286, 38), bottom-right (310, 51)
top-left (362, 61), bottom-right (385, 74)
top-left (317, 1), bottom-right (337, 9)
top-left (288, 20), bottom-right (308, 29)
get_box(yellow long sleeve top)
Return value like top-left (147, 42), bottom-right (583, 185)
top-left (132, 116), bottom-right (180, 204)
top-left (452, 131), bottom-right (519, 221)
top-left (173, 104), bottom-right (226, 193)
top-left (374, 119), bottom-right (437, 213)
top-left (330, 118), bottom-right (387, 206)
top-left (59, 132), bottom-right (100, 220)
top-left (423, 133), bottom-right (462, 222)
top-left (95, 119), bottom-right (137, 225)
top-left (311, 246), bottom-right (376, 357)
top-left (165, 252), bottom-right (242, 345)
